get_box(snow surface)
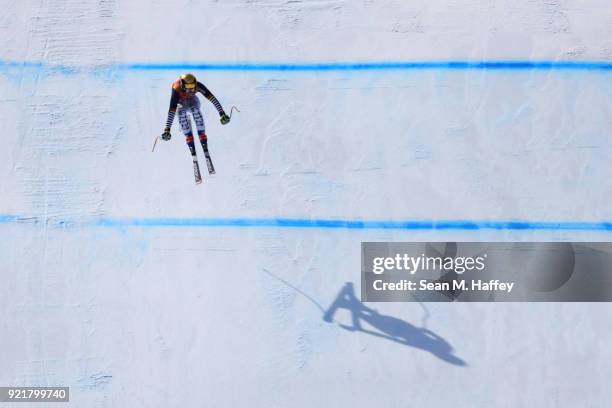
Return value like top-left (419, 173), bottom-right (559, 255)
top-left (1, 0), bottom-right (612, 407)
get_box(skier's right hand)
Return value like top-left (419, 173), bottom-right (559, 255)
top-left (161, 127), bottom-right (171, 141)
top-left (220, 112), bottom-right (230, 125)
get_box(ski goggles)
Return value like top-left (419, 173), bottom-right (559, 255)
top-left (184, 82), bottom-right (197, 92)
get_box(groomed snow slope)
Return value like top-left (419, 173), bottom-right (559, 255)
top-left (1, 1), bottom-right (612, 407)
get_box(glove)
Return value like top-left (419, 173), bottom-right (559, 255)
top-left (161, 127), bottom-right (171, 141)
top-left (220, 112), bottom-right (230, 125)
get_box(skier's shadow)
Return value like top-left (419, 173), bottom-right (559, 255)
top-left (323, 282), bottom-right (466, 366)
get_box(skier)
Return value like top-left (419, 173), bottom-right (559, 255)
top-left (161, 73), bottom-right (230, 181)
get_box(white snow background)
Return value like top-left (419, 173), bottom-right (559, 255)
top-left (1, 1), bottom-right (612, 407)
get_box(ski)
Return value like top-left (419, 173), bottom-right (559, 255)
top-left (192, 156), bottom-right (202, 184)
top-left (203, 151), bottom-right (216, 175)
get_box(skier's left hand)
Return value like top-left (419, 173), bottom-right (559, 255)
top-left (161, 127), bottom-right (171, 141)
top-left (220, 112), bottom-right (230, 125)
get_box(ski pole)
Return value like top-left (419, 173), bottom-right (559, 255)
top-left (229, 105), bottom-right (240, 119)
top-left (151, 136), bottom-right (159, 152)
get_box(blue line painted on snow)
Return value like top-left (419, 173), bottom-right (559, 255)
top-left (0, 214), bottom-right (18, 223)
top-left (3, 59), bottom-right (612, 73)
top-left (92, 218), bottom-right (612, 231)
top-left (117, 61), bottom-right (612, 72)
top-left (1, 214), bottom-right (612, 231)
